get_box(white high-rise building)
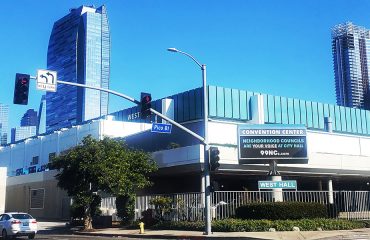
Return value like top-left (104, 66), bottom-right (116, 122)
top-left (0, 104), bottom-right (9, 145)
top-left (332, 22), bottom-right (370, 109)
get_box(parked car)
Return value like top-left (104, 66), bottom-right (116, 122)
top-left (0, 212), bottom-right (37, 239)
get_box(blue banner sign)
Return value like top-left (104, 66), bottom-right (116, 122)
top-left (258, 180), bottom-right (297, 190)
top-left (151, 123), bottom-right (172, 134)
top-left (238, 124), bottom-right (308, 164)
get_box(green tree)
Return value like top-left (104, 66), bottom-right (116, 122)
top-left (49, 135), bottom-right (157, 229)
top-left (98, 138), bottom-right (157, 224)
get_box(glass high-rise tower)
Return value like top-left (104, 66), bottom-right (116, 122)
top-left (20, 109), bottom-right (38, 127)
top-left (0, 104), bottom-right (9, 145)
top-left (332, 22), bottom-right (370, 109)
top-left (46, 5), bottom-right (110, 132)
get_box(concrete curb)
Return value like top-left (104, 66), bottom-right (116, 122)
top-left (73, 231), bottom-right (263, 239)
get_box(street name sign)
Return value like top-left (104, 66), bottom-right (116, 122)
top-left (36, 69), bottom-right (57, 92)
top-left (151, 123), bottom-right (172, 134)
top-left (258, 180), bottom-right (297, 190)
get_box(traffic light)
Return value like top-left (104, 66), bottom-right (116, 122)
top-left (210, 146), bottom-right (220, 171)
top-left (13, 73), bottom-right (30, 105)
top-left (140, 92), bottom-right (152, 119)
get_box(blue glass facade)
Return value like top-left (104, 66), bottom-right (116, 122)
top-left (111, 85), bottom-right (370, 136)
top-left (46, 5), bottom-right (110, 132)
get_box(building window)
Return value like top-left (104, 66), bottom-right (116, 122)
top-left (49, 152), bottom-right (56, 161)
top-left (31, 156), bottom-right (39, 166)
top-left (30, 188), bottom-right (45, 209)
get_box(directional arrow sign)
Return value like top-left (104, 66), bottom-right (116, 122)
top-left (151, 123), bottom-right (172, 134)
top-left (37, 69), bottom-right (57, 92)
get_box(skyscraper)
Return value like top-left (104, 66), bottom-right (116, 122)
top-left (20, 109), bottom-right (38, 127)
top-left (332, 22), bottom-right (370, 109)
top-left (37, 95), bottom-right (46, 135)
top-left (0, 104), bottom-right (9, 145)
top-left (11, 126), bottom-right (36, 143)
top-left (46, 5), bottom-right (110, 132)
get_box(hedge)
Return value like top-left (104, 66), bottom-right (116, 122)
top-left (235, 202), bottom-right (327, 220)
top-left (150, 219), bottom-right (366, 232)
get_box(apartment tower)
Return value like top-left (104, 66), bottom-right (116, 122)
top-left (332, 22), bottom-right (370, 109)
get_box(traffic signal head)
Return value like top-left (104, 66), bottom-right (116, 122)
top-left (140, 93), bottom-right (152, 119)
top-left (13, 73), bottom-right (30, 105)
top-left (210, 146), bottom-right (220, 171)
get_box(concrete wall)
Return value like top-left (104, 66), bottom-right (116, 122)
top-left (5, 170), bottom-right (69, 220)
top-left (207, 121), bottom-right (370, 173)
top-left (0, 119), bottom-right (151, 176)
top-left (0, 167), bottom-right (6, 213)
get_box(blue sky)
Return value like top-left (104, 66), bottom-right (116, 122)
top-left (1, 0), bottom-right (369, 131)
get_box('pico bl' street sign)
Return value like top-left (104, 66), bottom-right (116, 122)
top-left (258, 180), bottom-right (297, 190)
top-left (238, 124), bottom-right (308, 164)
top-left (151, 123), bottom-right (172, 134)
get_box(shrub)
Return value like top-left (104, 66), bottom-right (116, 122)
top-left (149, 196), bottom-right (173, 221)
top-left (235, 202), bottom-right (327, 220)
top-left (150, 218), bottom-right (365, 232)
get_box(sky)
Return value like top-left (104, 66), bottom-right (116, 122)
top-left (1, 0), bottom-right (369, 133)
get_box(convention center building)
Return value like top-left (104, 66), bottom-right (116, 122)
top-left (1, 85), bottom-right (370, 219)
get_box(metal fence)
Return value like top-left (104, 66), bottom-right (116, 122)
top-left (100, 191), bottom-right (370, 221)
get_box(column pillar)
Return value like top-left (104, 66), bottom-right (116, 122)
top-left (328, 179), bottom-right (334, 204)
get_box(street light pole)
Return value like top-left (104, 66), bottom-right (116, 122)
top-left (167, 48), bottom-right (211, 235)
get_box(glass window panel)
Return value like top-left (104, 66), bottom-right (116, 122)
top-left (195, 88), bottom-right (202, 119)
top-left (208, 86), bottom-right (217, 117)
top-left (306, 101), bottom-right (313, 128)
top-left (263, 94), bottom-right (268, 123)
top-left (346, 108), bottom-right (352, 133)
top-left (224, 88), bottom-right (233, 118)
top-left (366, 111), bottom-right (370, 134)
top-left (350, 108), bottom-right (356, 133)
top-left (183, 91), bottom-right (190, 121)
top-left (323, 104), bottom-right (330, 118)
top-left (177, 93), bottom-right (184, 122)
top-left (267, 95), bottom-right (275, 123)
top-left (334, 106), bottom-right (342, 131)
top-left (361, 110), bottom-right (368, 134)
top-left (340, 106), bottom-right (347, 132)
top-left (239, 90), bottom-right (247, 120)
top-left (287, 98), bottom-right (295, 124)
top-left (246, 91), bottom-right (254, 120)
top-left (317, 103), bottom-right (324, 129)
top-left (311, 102), bottom-right (319, 129)
top-left (274, 96), bottom-right (282, 124)
top-left (171, 95), bottom-right (178, 122)
top-left (329, 105), bottom-right (336, 131)
top-left (299, 100), bottom-right (307, 126)
top-left (189, 90), bottom-right (196, 120)
top-left (232, 89), bottom-right (240, 119)
top-left (293, 99), bottom-right (301, 124)
top-left (349, 108), bottom-right (357, 133)
top-left (355, 109), bottom-right (361, 134)
top-left (216, 87), bottom-right (225, 117)
top-left (281, 97), bottom-right (288, 124)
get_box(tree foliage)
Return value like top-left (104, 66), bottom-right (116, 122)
top-left (49, 135), bottom-right (157, 229)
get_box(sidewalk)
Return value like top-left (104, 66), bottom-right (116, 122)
top-left (74, 227), bottom-right (370, 240)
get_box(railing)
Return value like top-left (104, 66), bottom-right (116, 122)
top-left (100, 191), bottom-right (370, 221)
